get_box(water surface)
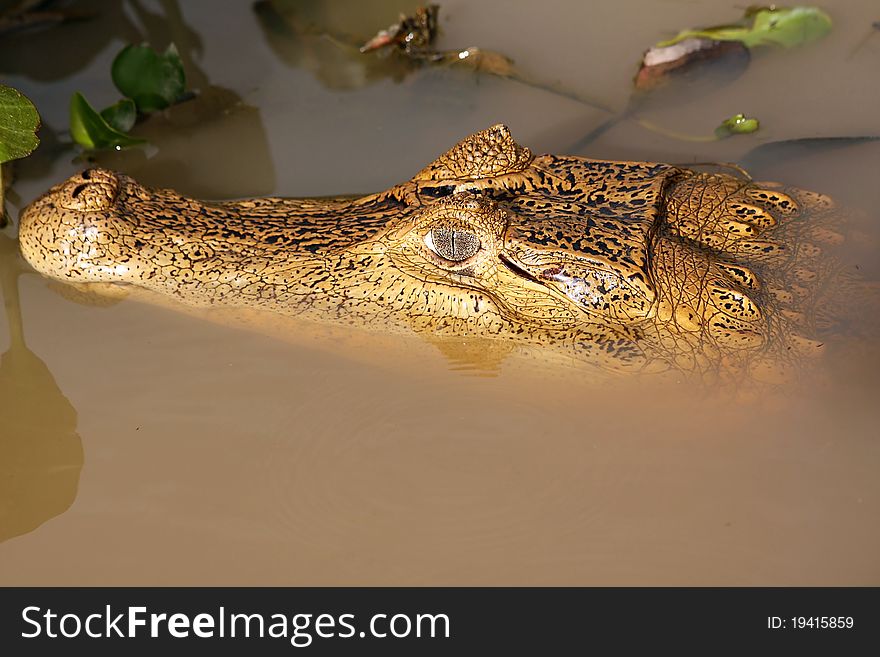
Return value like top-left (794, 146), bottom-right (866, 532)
top-left (0, 0), bottom-right (878, 585)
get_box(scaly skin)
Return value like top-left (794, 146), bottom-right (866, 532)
top-left (18, 125), bottom-right (842, 378)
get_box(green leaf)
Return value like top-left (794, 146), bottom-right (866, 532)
top-left (746, 6), bottom-right (832, 47)
top-left (69, 92), bottom-right (145, 150)
top-left (99, 98), bottom-right (137, 133)
top-left (715, 113), bottom-right (760, 138)
top-left (111, 43), bottom-right (187, 113)
top-left (0, 84), bottom-right (40, 164)
top-left (659, 6), bottom-right (832, 49)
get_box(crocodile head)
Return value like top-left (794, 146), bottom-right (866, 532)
top-left (18, 125), bottom-right (841, 378)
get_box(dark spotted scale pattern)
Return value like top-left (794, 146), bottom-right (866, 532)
top-left (18, 125), bottom-right (849, 380)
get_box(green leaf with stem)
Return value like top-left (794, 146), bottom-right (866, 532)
top-left (69, 92), bottom-right (145, 150)
top-left (659, 6), bottom-right (832, 49)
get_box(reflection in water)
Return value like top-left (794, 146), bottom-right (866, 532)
top-left (0, 0), bottom-right (203, 82)
top-left (741, 137), bottom-right (880, 173)
top-left (92, 85), bottom-right (277, 198)
top-left (0, 232), bottom-right (83, 543)
top-left (0, 0), bottom-right (140, 80)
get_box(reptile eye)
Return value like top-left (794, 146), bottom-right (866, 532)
top-left (420, 185), bottom-right (456, 199)
top-left (425, 227), bottom-right (481, 262)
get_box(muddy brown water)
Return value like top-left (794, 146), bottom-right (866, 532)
top-left (0, 0), bottom-right (878, 585)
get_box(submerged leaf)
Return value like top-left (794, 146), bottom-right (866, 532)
top-left (111, 43), bottom-right (187, 113)
top-left (69, 92), bottom-right (145, 150)
top-left (0, 84), bottom-right (40, 164)
top-left (99, 98), bottom-right (137, 133)
top-left (659, 6), bottom-right (832, 49)
top-left (715, 113), bottom-right (760, 138)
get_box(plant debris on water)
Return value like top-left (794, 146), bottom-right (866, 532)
top-left (636, 6), bottom-right (832, 91)
top-left (359, 4), bottom-right (438, 55)
top-left (626, 5), bottom-right (832, 142)
top-left (657, 6), bottom-right (832, 49)
top-left (359, 4), bottom-right (515, 76)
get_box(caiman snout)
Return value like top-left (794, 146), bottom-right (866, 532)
top-left (11, 124), bottom-right (842, 378)
top-left (18, 168), bottom-right (131, 283)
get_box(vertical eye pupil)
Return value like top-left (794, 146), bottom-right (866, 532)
top-left (429, 228), bottom-right (480, 261)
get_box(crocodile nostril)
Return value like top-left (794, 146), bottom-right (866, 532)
top-left (57, 170), bottom-right (119, 211)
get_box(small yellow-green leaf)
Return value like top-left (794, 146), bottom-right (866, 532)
top-left (0, 84), bottom-right (40, 164)
top-left (100, 98), bottom-right (137, 133)
top-left (69, 92), bottom-right (145, 150)
top-left (111, 43), bottom-right (187, 113)
top-left (715, 113), bottom-right (760, 138)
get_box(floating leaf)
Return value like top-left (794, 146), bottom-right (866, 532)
top-left (746, 6), bottom-right (832, 47)
top-left (0, 84), bottom-right (40, 164)
top-left (111, 43), bottom-right (186, 113)
top-left (715, 113), bottom-right (760, 138)
top-left (99, 98), bottom-right (137, 133)
top-left (69, 92), bottom-right (145, 150)
top-left (659, 6), bottom-right (832, 49)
